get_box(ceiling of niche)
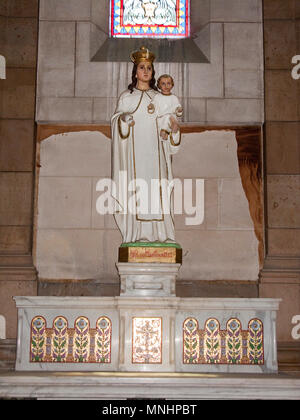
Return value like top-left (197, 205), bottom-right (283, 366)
top-left (91, 0), bottom-right (210, 63)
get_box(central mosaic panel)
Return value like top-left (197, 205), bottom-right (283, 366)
top-left (132, 317), bottom-right (162, 364)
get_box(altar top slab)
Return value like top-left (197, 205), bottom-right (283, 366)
top-left (13, 296), bottom-right (281, 311)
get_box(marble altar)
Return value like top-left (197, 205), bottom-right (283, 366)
top-left (14, 296), bottom-right (280, 374)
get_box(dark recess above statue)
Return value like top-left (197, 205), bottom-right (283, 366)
top-left (91, 37), bottom-right (209, 63)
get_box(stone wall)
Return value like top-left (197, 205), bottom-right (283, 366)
top-left (259, 0), bottom-right (300, 348)
top-left (0, 0), bottom-right (38, 339)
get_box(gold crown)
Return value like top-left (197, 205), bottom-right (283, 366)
top-left (130, 46), bottom-right (156, 65)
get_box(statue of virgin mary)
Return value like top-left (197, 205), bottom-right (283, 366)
top-left (111, 47), bottom-right (181, 244)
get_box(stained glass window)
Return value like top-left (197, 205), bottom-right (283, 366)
top-left (110, 0), bottom-right (190, 39)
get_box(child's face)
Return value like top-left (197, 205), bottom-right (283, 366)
top-left (159, 77), bottom-right (173, 94)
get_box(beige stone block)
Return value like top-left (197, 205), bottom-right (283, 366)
top-left (194, 21), bottom-right (210, 60)
top-left (297, 19), bottom-right (300, 49)
top-left (38, 21), bottom-right (75, 67)
top-left (206, 99), bottom-right (263, 123)
top-left (176, 279), bottom-right (258, 299)
top-left (265, 122), bottom-right (300, 175)
top-left (219, 178), bottom-right (253, 229)
top-left (0, 0), bottom-right (39, 17)
top-left (93, 98), bottom-right (117, 123)
top-left (0, 68), bottom-right (35, 119)
top-left (76, 22), bottom-right (91, 63)
top-left (37, 66), bottom-right (75, 97)
top-left (76, 22), bottom-right (107, 64)
top-left (0, 281), bottom-right (37, 339)
top-left (224, 23), bottom-right (263, 71)
top-left (173, 130), bottom-right (240, 179)
top-left (264, 0), bottom-right (296, 19)
top-left (265, 70), bottom-right (298, 121)
top-left (189, 23), bottom-right (223, 97)
top-left (0, 119), bottom-right (34, 171)
top-left (188, 63), bottom-right (223, 98)
top-left (35, 228), bottom-right (120, 280)
top-left (37, 21), bottom-right (75, 97)
top-left (75, 62), bottom-right (109, 97)
top-left (39, 131), bottom-right (110, 177)
top-left (91, 177), bottom-right (117, 230)
top-left (37, 177), bottom-right (92, 229)
top-left (225, 70), bottom-right (263, 98)
top-left (268, 229), bottom-right (300, 256)
top-left (297, 1), bottom-right (300, 19)
top-left (0, 226), bottom-right (31, 253)
top-left (98, 229), bottom-right (122, 281)
top-left (177, 229), bottom-right (259, 281)
top-left (174, 178), bottom-right (218, 231)
top-left (91, 0), bottom-right (109, 32)
top-left (39, 0), bottom-right (91, 21)
top-left (211, 0), bottom-right (262, 22)
top-left (38, 279), bottom-right (119, 297)
top-left (264, 20), bottom-right (297, 70)
top-left (90, 23), bottom-right (107, 60)
top-left (36, 97), bottom-right (93, 122)
top-left (36, 229), bottom-right (99, 279)
top-left (0, 173), bottom-right (33, 225)
top-left (1, 17), bottom-right (37, 68)
top-left (267, 175), bottom-right (300, 228)
top-left (186, 99), bottom-right (206, 122)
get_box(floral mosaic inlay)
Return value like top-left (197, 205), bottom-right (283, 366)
top-left (183, 317), bottom-right (264, 365)
top-left (132, 317), bottom-right (162, 364)
top-left (30, 316), bottom-right (112, 364)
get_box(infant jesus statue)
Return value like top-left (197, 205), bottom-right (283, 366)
top-left (152, 74), bottom-right (183, 142)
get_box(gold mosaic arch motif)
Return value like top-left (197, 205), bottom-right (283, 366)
top-left (30, 316), bottom-right (112, 364)
top-left (183, 317), bottom-right (264, 365)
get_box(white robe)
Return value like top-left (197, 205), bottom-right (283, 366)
top-left (111, 88), bottom-right (181, 243)
top-left (153, 93), bottom-right (182, 133)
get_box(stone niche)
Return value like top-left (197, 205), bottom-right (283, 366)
top-left (35, 0), bottom-right (264, 293)
top-left (34, 126), bottom-right (262, 287)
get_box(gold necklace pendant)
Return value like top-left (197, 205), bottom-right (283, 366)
top-left (147, 102), bottom-right (155, 114)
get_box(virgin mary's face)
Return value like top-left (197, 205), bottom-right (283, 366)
top-left (136, 61), bottom-right (153, 83)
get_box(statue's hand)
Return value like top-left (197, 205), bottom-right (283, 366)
top-left (160, 129), bottom-right (169, 140)
top-left (121, 113), bottom-right (135, 126)
top-left (169, 116), bottom-right (179, 133)
top-left (128, 118), bottom-right (135, 127)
